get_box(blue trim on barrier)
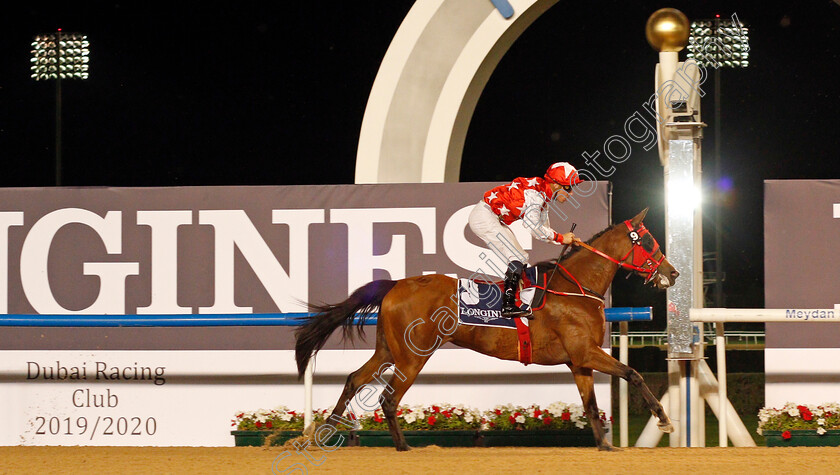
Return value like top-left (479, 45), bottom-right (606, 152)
top-left (0, 307), bottom-right (651, 327)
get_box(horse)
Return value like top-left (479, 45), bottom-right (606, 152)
top-left (294, 208), bottom-right (678, 451)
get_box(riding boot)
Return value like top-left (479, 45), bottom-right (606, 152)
top-left (501, 260), bottom-right (529, 318)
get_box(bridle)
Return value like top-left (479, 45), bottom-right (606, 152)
top-left (574, 220), bottom-right (666, 284)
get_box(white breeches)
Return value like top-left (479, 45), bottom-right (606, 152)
top-left (467, 201), bottom-right (529, 264)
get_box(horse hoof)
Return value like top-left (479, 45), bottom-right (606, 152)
top-left (658, 422), bottom-right (674, 433)
top-left (598, 444), bottom-right (621, 452)
top-left (396, 444), bottom-right (411, 452)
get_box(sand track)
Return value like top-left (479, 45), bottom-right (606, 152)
top-left (1, 446), bottom-right (839, 474)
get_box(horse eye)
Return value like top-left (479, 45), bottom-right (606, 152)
top-left (641, 235), bottom-right (655, 252)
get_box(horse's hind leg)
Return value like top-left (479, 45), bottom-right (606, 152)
top-left (570, 365), bottom-right (616, 451)
top-left (380, 358), bottom-right (429, 451)
top-left (323, 347), bottom-right (393, 432)
top-left (577, 348), bottom-right (673, 433)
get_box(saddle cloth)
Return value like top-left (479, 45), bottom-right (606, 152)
top-left (456, 267), bottom-right (545, 365)
top-left (456, 266), bottom-right (546, 329)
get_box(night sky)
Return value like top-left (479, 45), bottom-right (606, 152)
top-left (2, 1), bottom-right (840, 317)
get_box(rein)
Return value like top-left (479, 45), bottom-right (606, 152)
top-left (544, 220), bottom-right (665, 302)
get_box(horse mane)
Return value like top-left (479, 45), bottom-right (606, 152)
top-left (534, 222), bottom-right (618, 273)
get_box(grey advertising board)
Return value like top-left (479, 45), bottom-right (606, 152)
top-left (765, 179), bottom-right (840, 348)
top-left (0, 182), bottom-right (610, 350)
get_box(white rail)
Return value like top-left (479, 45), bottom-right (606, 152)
top-left (691, 307), bottom-right (839, 323)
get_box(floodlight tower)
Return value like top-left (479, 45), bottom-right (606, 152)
top-left (30, 30), bottom-right (90, 186)
top-left (686, 16), bottom-right (750, 308)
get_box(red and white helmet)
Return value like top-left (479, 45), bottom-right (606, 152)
top-left (544, 162), bottom-right (583, 186)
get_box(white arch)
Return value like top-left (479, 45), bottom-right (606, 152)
top-left (356, 0), bottom-right (559, 184)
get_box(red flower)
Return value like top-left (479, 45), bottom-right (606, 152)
top-left (427, 416), bottom-right (436, 426)
top-left (432, 405), bottom-right (441, 413)
top-left (289, 411), bottom-right (296, 416)
top-left (782, 430), bottom-right (792, 440)
top-left (827, 412), bottom-right (834, 418)
top-left (495, 409), bottom-right (502, 416)
top-left (533, 409), bottom-right (542, 418)
top-left (266, 421), bottom-right (273, 429)
top-left (443, 411), bottom-right (452, 419)
top-left (561, 411), bottom-right (571, 421)
top-left (489, 422), bottom-right (495, 427)
top-left (237, 413), bottom-right (244, 418)
top-left (231, 422), bottom-right (236, 427)
top-left (397, 410), bottom-right (403, 416)
top-left (543, 416), bottom-right (552, 425)
top-left (349, 413), bottom-right (356, 420)
top-left (514, 411), bottom-right (522, 417)
top-left (374, 413), bottom-right (383, 423)
top-left (255, 421), bottom-right (262, 428)
top-left (509, 416), bottom-right (516, 424)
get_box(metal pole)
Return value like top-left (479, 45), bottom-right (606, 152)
top-left (55, 71), bottom-right (63, 186)
top-left (619, 321), bottom-right (629, 447)
top-left (716, 322), bottom-right (728, 446)
top-left (713, 19), bottom-right (723, 307)
top-left (304, 357), bottom-right (314, 430)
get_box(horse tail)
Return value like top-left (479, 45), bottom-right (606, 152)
top-left (295, 279), bottom-right (398, 378)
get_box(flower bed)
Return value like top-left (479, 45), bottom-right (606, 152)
top-left (758, 402), bottom-right (840, 447)
top-left (231, 402), bottom-right (607, 447)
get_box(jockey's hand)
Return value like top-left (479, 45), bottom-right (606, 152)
top-left (552, 232), bottom-right (580, 246)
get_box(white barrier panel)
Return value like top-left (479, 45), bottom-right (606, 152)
top-left (0, 348), bottom-right (610, 446)
top-left (765, 348), bottom-right (840, 407)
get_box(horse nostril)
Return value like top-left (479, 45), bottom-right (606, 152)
top-left (671, 270), bottom-right (680, 279)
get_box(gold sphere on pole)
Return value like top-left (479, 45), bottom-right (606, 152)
top-left (645, 8), bottom-right (690, 52)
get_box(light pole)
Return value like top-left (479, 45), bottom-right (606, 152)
top-left (30, 30), bottom-right (90, 186)
top-left (686, 17), bottom-right (750, 308)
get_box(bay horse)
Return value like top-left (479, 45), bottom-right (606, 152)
top-left (295, 208), bottom-right (678, 451)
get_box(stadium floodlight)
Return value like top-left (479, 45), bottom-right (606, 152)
top-left (686, 17), bottom-right (749, 69)
top-left (686, 15), bottom-right (749, 308)
top-left (31, 31), bottom-right (90, 80)
top-left (29, 30), bottom-right (90, 186)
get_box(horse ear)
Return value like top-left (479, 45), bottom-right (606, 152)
top-left (630, 207), bottom-right (649, 226)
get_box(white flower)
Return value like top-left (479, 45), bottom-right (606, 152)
top-left (817, 427), bottom-right (827, 435)
top-left (575, 421), bottom-right (586, 429)
top-left (464, 413), bottom-right (474, 423)
top-left (756, 428), bottom-right (763, 436)
top-left (515, 415), bottom-right (525, 424)
top-left (481, 422), bottom-right (490, 431)
top-left (787, 407), bottom-right (799, 417)
top-left (818, 418), bottom-right (826, 426)
top-left (280, 413), bottom-right (293, 422)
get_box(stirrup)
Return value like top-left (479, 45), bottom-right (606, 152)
top-left (501, 305), bottom-right (532, 319)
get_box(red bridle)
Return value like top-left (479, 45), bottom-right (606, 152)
top-left (574, 220), bottom-right (665, 283)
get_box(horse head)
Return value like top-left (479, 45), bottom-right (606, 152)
top-left (616, 208), bottom-right (679, 289)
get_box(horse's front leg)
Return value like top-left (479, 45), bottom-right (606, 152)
top-left (577, 348), bottom-right (673, 434)
top-left (569, 365), bottom-right (617, 451)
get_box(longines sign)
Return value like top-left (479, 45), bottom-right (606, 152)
top-left (0, 184), bottom-right (609, 317)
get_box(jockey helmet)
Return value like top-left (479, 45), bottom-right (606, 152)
top-left (544, 162), bottom-right (583, 186)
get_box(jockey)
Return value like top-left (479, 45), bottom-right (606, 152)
top-left (468, 162), bottom-right (583, 318)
